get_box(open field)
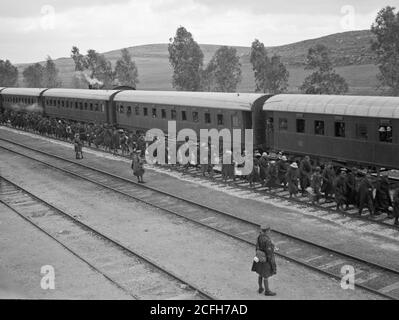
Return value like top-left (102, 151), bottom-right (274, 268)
top-left (15, 30), bottom-right (381, 95)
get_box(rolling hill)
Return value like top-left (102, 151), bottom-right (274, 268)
top-left (16, 30), bottom-right (380, 95)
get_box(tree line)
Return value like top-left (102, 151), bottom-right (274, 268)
top-left (0, 5), bottom-right (398, 96)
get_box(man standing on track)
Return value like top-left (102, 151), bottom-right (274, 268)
top-left (251, 225), bottom-right (277, 296)
top-left (73, 133), bottom-right (83, 160)
top-left (131, 150), bottom-right (145, 183)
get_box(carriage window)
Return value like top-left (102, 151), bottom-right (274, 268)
top-left (217, 114), bottom-right (224, 125)
top-left (171, 110), bottom-right (177, 120)
top-left (101, 104), bottom-right (105, 112)
top-left (379, 121), bottom-right (392, 143)
top-left (296, 119), bottom-right (305, 133)
top-left (66, 101), bottom-right (69, 108)
top-left (192, 111), bottom-right (199, 123)
top-left (152, 108), bottom-right (157, 118)
top-left (279, 118), bottom-right (288, 131)
top-left (75, 102), bottom-right (78, 109)
top-left (314, 120), bottom-right (324, 135)
top-left (162, 109), bottom-right (167, 119)
top-left (181, 111), bottom-right (187, 121)
top-left (205, 113), bottom-right (211, 124)
top-left (89, 103), bottom-right (93, 111)
top-left (334, 121), bottom-right (345, 137)
top-left (95, 103), bottom-right (99, 111)
top-left (143, 107), bottom-right (148, 116)
top-left (127, 106), bottom-right (132, 115)
top-left (356, 124), bottom-right (368, 140)
top-left (135, 106), bottom-right (140, 115)
top-left (120, 105), bottom-right (124, 113)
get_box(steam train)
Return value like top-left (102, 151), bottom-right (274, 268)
top-left (0, 87), bottom-right (398, 170)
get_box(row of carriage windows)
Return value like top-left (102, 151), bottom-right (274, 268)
top-left (118, 105), bottom-right (225, 125)
top-left (46, 99), bottom-right (104, 112)
top-left (278, 118), bottom-right (393, 143)
top-left (4, 96), bottom-right (35, 104)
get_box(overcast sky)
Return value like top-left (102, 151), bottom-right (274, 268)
top-left (0, 0), bottom-right (396, 63)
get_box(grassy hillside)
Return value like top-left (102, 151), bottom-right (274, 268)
top-left (16, 30), bottom-right (380, 95)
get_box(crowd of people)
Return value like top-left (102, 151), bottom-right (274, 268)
top-left (1, 110), bottom-right (398, 225)
top-left (0, 110), bottom-right (148, 156)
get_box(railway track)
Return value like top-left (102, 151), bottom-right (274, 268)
top-left (0, 175), bottom-right (214, 300)
top-left (167, 165), bottom-right (399, 230)
top-left (0, 137), bottom-right (399, 299)
top-left (2, 126), bottom-right (398, 229)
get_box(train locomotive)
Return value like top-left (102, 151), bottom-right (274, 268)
top-left (0, 87), bottom-right (398, 170)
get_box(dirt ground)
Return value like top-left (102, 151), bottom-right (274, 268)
top-left (1, 126), bottom-right (397, 271)
top-left (0, 143), bottom-right (383, 299)
top-left (0, 202), bottom-right (133, 299)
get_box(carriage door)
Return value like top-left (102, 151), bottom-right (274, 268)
top-left (265, 116), bottom-right (274, 150)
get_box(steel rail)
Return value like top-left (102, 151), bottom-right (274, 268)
top-left (0, 138), bottom-right (398, 299)
top-left (0, 175), bottom-right (215, 300)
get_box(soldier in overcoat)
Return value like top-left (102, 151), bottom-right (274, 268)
top-left (265, 160), bottom-right (278, 191)
top-left (277, 155), bottom-right (288, 189)
top-left (311, 166), bottom-right (323, 204)
top-left (299, 156), bottom-right (312, 195)
top-left (374, 175), bottom-right (392, 215)
top-left (286, 162), bottom-right (299, 198)
top-left (251, 225), bottom-right (277, 296)
top-left (345, 168), bottom-right (358, 209)
top-left (131, 150), bottom-right (145, 183)
top-left (321, 163), bottom-right (335, 202)
top-left (358, 173), bottom-right (375, 216)
top-left (334, 169), bottom-right (348, 211)
top-left (73, 133), bottom-right (83, 159)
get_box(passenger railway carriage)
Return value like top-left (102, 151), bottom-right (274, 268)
top-left (1, 87), bottom-right (399, 170)
top-left (1, 88), bottom-right (47, 113)
top-left (113, 91), bottom-right (269, 146)
top-left (43, 89), bottom-right (120, 124)
top-left (263, 94), bottom-right (399, 169)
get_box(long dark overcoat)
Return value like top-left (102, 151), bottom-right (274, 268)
top-left (251, 233), bottom-right (277, 278)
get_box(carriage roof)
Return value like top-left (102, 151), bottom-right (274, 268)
top-left (1, 88), bottom-right (47, 96)
top-left (114, 90), bottom-right (267, 111)
top-left (263, 94), bottom-right (399, 119)
top-left (44, 88), bottom-right (119, 100)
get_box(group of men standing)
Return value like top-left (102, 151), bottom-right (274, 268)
top-left (250, 152), bottom-right (399, 225)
